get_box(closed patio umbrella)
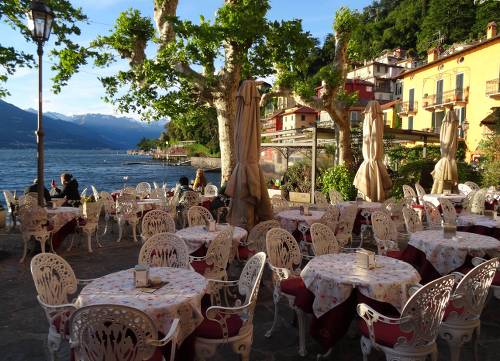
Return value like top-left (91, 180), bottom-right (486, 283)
top-left (353, 100), bottom-right (392, 202)
top-left (431, 110), bottom-right (459, 194)
top-left (225, 80), bottom-right (273, 230)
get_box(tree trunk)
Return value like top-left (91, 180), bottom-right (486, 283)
top-left (214, 95), bottom-right (236, 184)
top-left (337, 123), bottom-right (354, 168)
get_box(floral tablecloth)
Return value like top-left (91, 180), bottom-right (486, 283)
top-left (408, 230), bottom-right (500, 275)
top-left (175, 224), bottom-right (248, 253)
top-left (77, 267), bottom-right (207, 343)
top-left (275, 209), bottom-right (325, 233)
top-left (337, 201), bottom-right (382, 212)
top-left (46, 206), bottom-right (81, 233)
top-left (301, 253), bottom-right (420, 318)
top-left (423, 194), bottom-right (465, 207)
top-left (458, 213), bottom-right (500, 229)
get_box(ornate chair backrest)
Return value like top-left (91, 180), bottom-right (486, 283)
top-left (458, 183), bottom-right (472, 195)
top-left (21, 192), bottom-right (39, 208)
top-left (371, 210), bottom-right (398, 241)
top-left (204, 184), bottom-right (218, 197)
top-left (80, 187), bottom-right (88, 198)
top-left (464, 181), bottom-right (480, 190)
top-left (439, 198), bottom-right (457, 225)
top-left (187, 205), bottom-right (214, 227)
top-left (397, 275), bottom-right (455, 349)
top-left (462, 190), bottom-right (477, 213)
top-left (328, 189), bottom-right (343, 205)
top-left (153, 181), bottom-right (159, 189)
top-left (402, 185), bottom-right (418, 204)
top-left (265, 228), bottom-right (302, 271)
top-left (206, 228), bottom-right (233, 271)
top-left (18, 204), bottom-right (49, 233)
top-left (271, 195), bottom-right (289, 213)
top-left (138, 232), bottom-right (189, 268)
top-left (314, 191), bottom-right (329, 207)
top-left (180, 191), bottom-right (200, 209)
top-left (310, 223), bottom-right (340, 256)
top-left (141, 209), bottom-right (176, 241)
top-left (116, 193), bottom-right (138, 219)
top-left (70, 304), bottom-right (158, 361)
top-left (382, 197), bottom-right (396, 211)
top-left (136, 182), bottom-right (152, 198)
top-left (449, 258), bottom-right (499, 322)
top-left (150, 187), bottom-right (166, 200)
top-left (402, 206), bottom-right (423, 233)
top-left (336, 203), bottom-right (358, 245)
top-left (247, 220), bottom-right (280, 253)
top-left (238, 252), bottom-right (266, 306)
top-left (470, 189), bottom-right (487, 215)
top-left (3, 190), bottom-right (15, 212)
top-left (319, 204), bottom-right (340, 232)
top-left (121, 187), bottom-right (137, 196)
top-left (82, 200), bottom-right (102, 224)
top-left (414, 183), bottom-right (426, 204)
top-left (91, 186), bottom-right (99, 200)
top-left (30, 253), bottom-right (77, 305)
top-left (99, 191), bottom-right (116, 214)
top-left (423, 201), bottom-right (442, 229)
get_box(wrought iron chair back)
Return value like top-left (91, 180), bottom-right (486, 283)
top-left (139, 232), bottom-right (190, 268)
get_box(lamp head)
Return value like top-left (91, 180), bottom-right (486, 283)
top-left (27, 1), bottom-right (54, 43)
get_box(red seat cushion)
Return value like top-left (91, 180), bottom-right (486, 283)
top-left (191, 260), bottom-right (212, 275)
top-left (412, 204), bottom-right (425, 210)
top-left (195, 314), bottom-right (243, 339)
top-left (443, 301), bottom-right (465, 320)
top-left (493, 271), bottom-right (500, 286)
top-left (386, 250), bottom-right (403, 259)
top-left (237, 246), bottom-right (256, 260)
top-left (51, 311), bottom-right (72, 336)
top-left (280, 277), bottom-right (314, 313)
top-left (358, 318), bottom-right (414, 347)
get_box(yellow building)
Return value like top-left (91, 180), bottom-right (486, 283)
top-left (396, 22), bottom-right (500, 160)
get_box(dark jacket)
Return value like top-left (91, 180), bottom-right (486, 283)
top-left (25, 184), bottom-right (51, 204)
top-left (52, 179), bottom-right (81, 201)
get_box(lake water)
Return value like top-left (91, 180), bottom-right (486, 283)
top-left (0, 149), bottom-right (220, 203)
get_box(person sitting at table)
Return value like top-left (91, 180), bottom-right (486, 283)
top-left (173, 176), bottom-right (193, 206)
top-left (25, 179), bottom-right (51, 205)
top-left (193, 168), bottom-right (208, 193)
top-left (51, 173), bottom-right (81, 207)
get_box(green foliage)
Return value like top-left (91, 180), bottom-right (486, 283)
top-left (281, 161), bottom-right (312, 194)
top-left (137, 137), bottom-right (159, 152)
top-left (319, 165), bottom-right (357, 201)
top-left (184, 143), bottom-right (218, 158)
top-left (390, 159), bottom-right (435, 198)
top-left (478, 118), bottom-right (500, 187)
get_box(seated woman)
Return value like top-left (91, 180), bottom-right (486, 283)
top-left (193, 168), bottom-right (208, 193)
top-left (51, 173), bottom-right (81, 207)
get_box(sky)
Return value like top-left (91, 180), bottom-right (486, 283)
top-left (0, 0), bottom-right (371, 118)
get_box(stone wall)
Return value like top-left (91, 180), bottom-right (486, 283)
top-left (190, 157), bottom-right (221, 169)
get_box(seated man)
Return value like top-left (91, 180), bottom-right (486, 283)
top-left (25, 179), bottom-right (51, 205)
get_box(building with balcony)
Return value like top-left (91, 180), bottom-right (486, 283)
top-left (395, 22), bottom-right (500, 159)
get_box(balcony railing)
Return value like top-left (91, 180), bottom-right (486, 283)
top-left (486, 78), bottom-right (500, 98)
top-left (422, 87), bottom-right (468, 110)
top-left (374, 85), bottom-right (392, 93)
top-left (398, 101), bottom-right (418, 115)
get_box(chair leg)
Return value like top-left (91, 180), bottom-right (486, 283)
top-left (265, 286), bottom-right (281, 338)
top-left (117, 220), bottom-right (123, 242)
top-left (360, 336), bottom-right (372, 361)
top-left (296, 308), bottom-right (307, 356)
top-left (67, 234), bottom-right (76, 251)
top-left (440, 328), bottom-right (469, 361)
top-left (19, 237), bottom-right (28, 263)
top-left (40, 238), bottom-right (47, 253)
top-left (232, 331), bottom-right (252, 361)
top-left (317, 347), bottom-right (333, 360)
top-left (47, 326), bottom-right (61, 361)
top-left (86, 231), bottom-right (93, 253)
top-left (132, 221), bottom-right (138, 242)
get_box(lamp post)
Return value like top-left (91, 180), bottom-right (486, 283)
top-left (27, 1), bottom-right (54, 206)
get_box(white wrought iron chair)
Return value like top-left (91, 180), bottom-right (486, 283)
top-left (414, 182), bottom-right (426, 205)
top-left (178, 191), bottom-right (201, 228)
top-left (153, 181), bottom-right (160, 189)
top-left (461, 190), bottom-right (477, 214)
top-left (30, 253), bottom-right (95, 361)
top-left (319, 204), bottom-right (340, 232)
top-left (310, 222), bottom-right (341, 256)
top-left (439, 258), bottom-right (499, 361)
top-left (314, 191), bottom-right (329, 207)
top-left (402, 206), bottom-right (424, 233)
top-left (90, 185), bottom-right (99, 200)
top-left (136, 182), bottom-right (152, 198)
top-left (122, 186), bottom-right (137, 196)
top-left (3, 190), bottom-right (18, 229)
top-left (20, 192), bottom-right (40, 207)
top-left (271, 194), bottom-right (289, 213)
top-left (423, 201), bottom-right (442, 229)
top-left (69, 200), bottom-right (103, 253)
top-left (265, 227), bottom-right (308, 356)
top-left (328, 189), bottom-right (343, 205)
top-left (357, 274), bottom-right (455, 361)
top-left (116, 193), bottom-right (140, 242)
top-left (439, 198), bottom-right (457, 225)
top-left (99, 191), bottom-right (116, 236)
top-left (471, 257), bottom-right (500, 300)
top-left (470, 189), bottom-right (487, 215)
top-left (383, 197), bottom-right (407, 232)
top-left (80, 187), bottom-right (88, 198)
top-left (204, 184), bottom-right (218, 197)
top-left (464, 181), bottom-right (480, 191)
top-left (141, 209), bottom-right (176, 242)
top-left (371, 210), bottom-right (403, 257)
top-left (190, 227), bottom-right (233, 281)
top-left (70, 304), bottom-right (179, 361)
top-left (335, 203), bottom-right (358, 248)
top-left (237, 219), bottom-right (280, 261)
top-left (458, 183), bottom-right (473, 195)
top-left (194, 252), bottom-right (266, 361)
top-left (138, 232), bottom-right (190, 268)
top-left (18, 204), bottom-right (54, 263)
top-left (187, 205), bottom-right (214, 227)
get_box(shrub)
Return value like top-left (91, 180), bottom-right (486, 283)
top-left (281, 161), bottom-right (311, 193)
top-left (319, 165), bottom-right (357, 201)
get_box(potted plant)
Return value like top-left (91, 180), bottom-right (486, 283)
top-left (281, 161), bottom-right (312, 203)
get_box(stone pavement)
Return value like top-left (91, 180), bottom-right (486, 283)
top-left (1, 222), bottom-right (499, 361)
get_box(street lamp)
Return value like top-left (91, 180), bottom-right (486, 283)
top-left (27, 1), bottom-right (54, 206)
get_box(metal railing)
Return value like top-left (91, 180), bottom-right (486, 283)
top-left (422, 87), bottom-right (468, 108)
top-left (486, 78), bottom-right (500, 95)
top-left (399, 101), bottom-right (418, 114)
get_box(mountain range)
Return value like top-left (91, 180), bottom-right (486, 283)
top-left (0, 100), bottom-right (165, 149)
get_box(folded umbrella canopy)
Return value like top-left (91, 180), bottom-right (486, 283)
top-left (225, 80), bottom-right (273, 230)
top-left (431, 110), bottom-right (459, 194)
top-left (353, 101), bottom-right (392, 202)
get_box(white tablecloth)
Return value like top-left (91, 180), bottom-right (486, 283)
top-left (77, 267), bottom-right (207, 342)
top-left (175, 224), bottom-right (248, 253)
top-left (337, 201), bottom-right (382, 212)
top-left (301, 253), bottom-right (420, 317)
top-left (46, 207), bottom-right (81, 232)
top-left (458, 213), bottom-right (500, 229)
top-left (423, 194), bottom-right (465, 207)
top-left (275, 209), bottom-right (325, 233)
top-left (409, 230), bottom-right (500, 275)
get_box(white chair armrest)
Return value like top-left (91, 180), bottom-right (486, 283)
top-left (77, 278), bottom-right (96, 286)
top-left (471, 257), bottom-right (487, 267)
top-left (148, 318), bottom-right (180, 347)
top-left (407, 284), bottom-right (423, 297)
top-left (189, 255), bottom-right (208, 262)
top-left (267, 263), bottom-right (295, 281)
